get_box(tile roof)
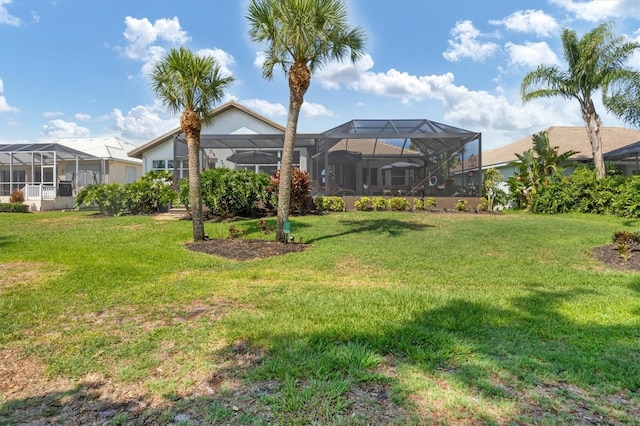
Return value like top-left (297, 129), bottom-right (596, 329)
top-left (330, 139), bottom-right (422, 156)
top-left (482, 126), bottom-right (640, 168)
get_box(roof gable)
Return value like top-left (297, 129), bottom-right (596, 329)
top-left (128, 101), bottom-right (285, 158)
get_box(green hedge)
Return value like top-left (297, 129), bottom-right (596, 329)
top-left (0, 203), bottom-right (29, 213)
top-left (531, 167), bottom-right (640, 218)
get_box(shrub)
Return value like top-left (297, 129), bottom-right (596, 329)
top-left (0, 202), bottom-right (29, 213)
top-left (269, 168), bottom-right (313, 214)
top-left (257, 219), bottom-right (274, 235)
top-left (123, 170), bottom-right (177, 214)
top-left (201, 168), bottom-right (272, 218)
top-left (413, 198), bottom-right (425, 211)
top-left (9, 188), bottom-right (24, 204)
top-left (387, 197), bottom-right (409, 211)
top-left (455, 199), bottom-right (469, 211)
top-left (354, 196), bottom-right (373, 211)
top-left (75, 183), bottom-right (127, 216)
top-left (227, 224), bottom-right (248, 239)
top-left (315, 196), bottom-right (345, 212)
top-left (371, 196), bottom-right (386, 211)
top-left (612, 231), bottom-right (640, 245)
top-left (477, 197), bottom-right (490, 211)
top-left (612, 231), bottom-right (639, 262)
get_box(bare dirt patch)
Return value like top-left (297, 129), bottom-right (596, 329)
top-left (0, 261), bottom-right (63, 292)
top-left (593, 244), bottom-right (640, 272)
top-left (186, 238), bottom-right (308, 261)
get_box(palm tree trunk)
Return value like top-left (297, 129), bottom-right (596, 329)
top-left (276, 61), bottom-right (310, 242)
top-left (276, 98), bottom-right (303, 242)
top-left (581, 99), bottom-right (606, 179)
top-left (182, 109), bottom-right (205, 242)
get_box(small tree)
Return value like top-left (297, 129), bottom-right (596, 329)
top-left (507, 131), bottom-right (577, 209)
top-left (482, 168), bottom-right (505, 211)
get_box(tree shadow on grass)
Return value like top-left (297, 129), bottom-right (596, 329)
top-left (0, 235), bottom-right (12, 248)
top-left (3, 284), bottom-right (638, 424)
top-left (306, 218), bottom-right (434, 244)
top-left (245, 284), bottom-right (640, 424)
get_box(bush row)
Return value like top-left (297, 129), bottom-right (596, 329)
top-left (354, 196), bottom-right (440, 212)
top-left (75, 170), bottom-right (176, 216)
top-left (179, 167), bottom-right (313, 218)
top-left (530, 167), bottom-right (640, 218)
top-left (0, 202), bottom-right (29, 213)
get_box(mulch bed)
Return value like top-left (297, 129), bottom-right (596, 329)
top-left (186, 238), bottom-right (307, 261)
top-left (592, 244), bottom-right (640, 272)
top-left (186, 238), bottom-right (640, 271)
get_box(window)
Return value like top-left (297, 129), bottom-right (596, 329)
top-left (151, 159), bottom-right (174, 172)
top-left (361, 167), bottom-right (378, 186)
top-left (125, 166), bottom-right (137, 183)
top-left (391, 168), bottom-right (405, 186)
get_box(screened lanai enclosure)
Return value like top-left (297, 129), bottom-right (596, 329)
top-left (171, 118), bottom-right (482, 197)
top-left (0, 143), bottom-right (106, 210)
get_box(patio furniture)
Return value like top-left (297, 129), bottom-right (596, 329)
top-left (437, 179), bottom-right (454, 196)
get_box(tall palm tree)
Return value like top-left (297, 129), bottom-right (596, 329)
top-left (150, 47), bottom-right (234, 241)
top-left (247, 0), bottom-right (366, 241)
top-left (521, 22), bottom-right (640, 179)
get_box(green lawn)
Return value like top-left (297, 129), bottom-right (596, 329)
top-left (1, 210), bottom-right (639, 425)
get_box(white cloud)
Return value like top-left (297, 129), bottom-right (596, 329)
top-left (121, 16), bottom-right (190, 75)
top-left (111, 101), bottom-right (178, 142)
top-left (0, 0), bottom-right (20, 26)
top-left (0, 78), bottom-right (18, 112)
top-left (122, 16), bottom-right (189, 61)
top-left (240, 99), bottom-right (287, 117)
top-left (31, 10), bottom-right (39, 23)
top-left (41, 119), bottom-right (91, 138)
top-left (303, 51), bottom-right (587, 148)
top-left (253, 51), bottom-right (266, 69)
top-left (443, 20), bottom-right (499, 62)
top-left (43, 111), bottom-right (64, 118)
top-left (196, 48), bottom-right (235, 77)
top-left (74, 113), bottom-right (91, 121)
top-left (301, 101), bottom-right (334, 118)
top-left (550, 0), bottom-right (640, 21)
top-left (316, 54), bottom-right (375, 90)
top-left (505, 41), bottom-right (561, 68)
top-left (490, 9), bottom-right (559, 37)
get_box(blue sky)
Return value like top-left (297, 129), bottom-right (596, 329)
top-left (0, 0), bottom-right (638, 150)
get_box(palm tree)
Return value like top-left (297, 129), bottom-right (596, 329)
top-left (150, 47), bottom-right (234, 242)
top-left (521, 22), bottom-right (640, 179)
top-left (604, 72), bottom-right (640, 128)
top-left (247, 0), bottom-right (366, 241)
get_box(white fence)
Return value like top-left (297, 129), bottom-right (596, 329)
top-left (24, 184), bottom-right (56, 200)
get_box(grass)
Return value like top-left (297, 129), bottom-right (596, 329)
top-left (0, 210), bottom-right (639, 425)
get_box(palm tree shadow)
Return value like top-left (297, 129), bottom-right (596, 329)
top-left (247, 285), bottom-right (640, 423)
top-left (306, 218), bottom-right (434, 243)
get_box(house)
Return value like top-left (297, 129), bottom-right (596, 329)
top-left (130, 101), bottom-right (483, 197)
top-left (482, 126), bottom-right (640, 179)
top-left (0, 137), bottom-right (142, 211)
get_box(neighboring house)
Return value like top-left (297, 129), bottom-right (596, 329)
top-left (129, 101), bottom-right (290, 179)
top-left (482, 126), bottom-right (640, 179)
top-left (0, 137), bottom-right (142, 211)
top-left (130, 101), bottom-right (483, 197)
